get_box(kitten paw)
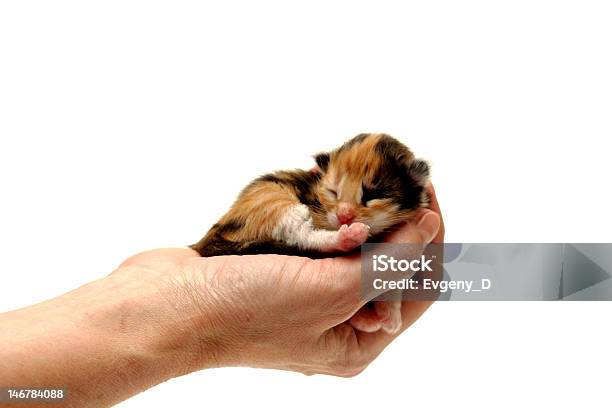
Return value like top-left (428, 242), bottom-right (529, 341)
top-left (335, 222), bottom-right (370, 252)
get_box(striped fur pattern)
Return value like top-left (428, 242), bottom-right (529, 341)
top-left (192, 133), bottom-right (429, 258)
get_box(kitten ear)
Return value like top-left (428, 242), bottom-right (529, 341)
top-left (313, 152), bottom-right (330, 172)
top-left (407, 158), bottom-right (430, 186)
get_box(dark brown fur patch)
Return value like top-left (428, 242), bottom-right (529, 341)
top-left (191, 133), bottom-right (430, 257)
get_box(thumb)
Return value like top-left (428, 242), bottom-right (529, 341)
top-left (360, 210), bottom-right (441, 302)
top-left (385, 210), bottom-right (441, 245)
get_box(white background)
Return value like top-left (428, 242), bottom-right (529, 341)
top-left (1, 1), bottom-right (611, 407)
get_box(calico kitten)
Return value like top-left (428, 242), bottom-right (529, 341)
top-left (192, 133), bottom-right (430, 333)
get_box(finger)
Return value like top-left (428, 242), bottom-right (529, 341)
top-left (359, 210), bottom-right (441, 302)
top-left (364, 213), bottom-right (439, 304)
top-left (353, 300), bottom-right (433, 360)
top-left (426, 182), bottom-right (445, 244)
top-left (385, 210), bottom-right (440, 245)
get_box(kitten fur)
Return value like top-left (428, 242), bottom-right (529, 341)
top-left (191, 133), bottom-right (430, 334)
top-left (192, 133), bottom-right (429, 257)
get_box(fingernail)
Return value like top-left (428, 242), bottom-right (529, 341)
top-left (416, 212), bottom-right (440, 243)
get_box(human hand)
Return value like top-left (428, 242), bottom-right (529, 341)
top-left (0, 185), bottom-right (443, 406)
top-left (111, 184), bottom-right (444, 377)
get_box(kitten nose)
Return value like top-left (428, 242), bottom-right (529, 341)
top-left (337, 206), bottom-right (356, 225)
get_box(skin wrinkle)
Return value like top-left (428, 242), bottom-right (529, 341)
top-left (206, 259), bottom-right (277, 349)
top-left (154, 275), bottom-right (204, 363)
top-left (153, 259), bottom-right (235, 370)
top-left (278, 256), bottom-right (312, 320)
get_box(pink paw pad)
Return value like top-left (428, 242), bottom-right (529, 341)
top-left (335, 222), bottom-right (370, 252)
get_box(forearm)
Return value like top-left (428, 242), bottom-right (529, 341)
top-left (0, 275), bottom-right (190, 407)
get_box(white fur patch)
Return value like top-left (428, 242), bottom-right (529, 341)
top-left (272, 204), bottom-right (339, 251)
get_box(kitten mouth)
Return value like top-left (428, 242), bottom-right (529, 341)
top-left (327, 213), bottom-right (373, 235)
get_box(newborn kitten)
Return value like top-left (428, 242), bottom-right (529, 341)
top-left (192, 133), bottom-right (430, 333)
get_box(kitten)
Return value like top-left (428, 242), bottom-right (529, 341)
top-left (192, 133), bottom-right (430, 333)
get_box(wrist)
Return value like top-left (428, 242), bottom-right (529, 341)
top-left (82, 274), bottom-right (198, 379)
top-left (95, 269), bottom-right (228, 376)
